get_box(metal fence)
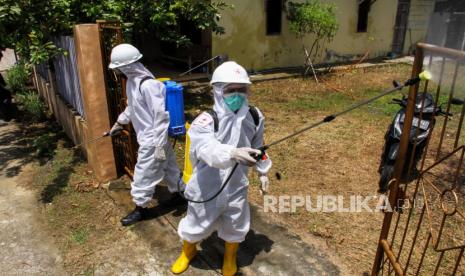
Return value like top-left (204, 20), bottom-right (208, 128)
top-left (372, 43), bottom-right (465, 275)
top-left (52, 36), bottom-right (85, 118)
top-left (97, 21), bottom-right (138, 177)
top-left (35, 62), bottom-right (49, 82)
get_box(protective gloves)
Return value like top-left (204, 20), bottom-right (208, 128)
top-left (259, 174), bottom-right (270, 195)
top-left (109, 122), bottom-right (124, 136)
top-left (231, 147), bottom-right (261, 166)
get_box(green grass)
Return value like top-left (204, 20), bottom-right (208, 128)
top-left (16, 90), bottom-right (46, 122)
top-left (33, 133), bottom-right (58, 158)
top-left (6, 63), bottom-right (30, 92)
top-left (285, 87), bottom-right (404, 120)
top-left (284, 83), bottom-right (461, 124)
top-left (71, 228), bottom-right (89, 245)
top-left (35, 142), bottom-right (77, 203)
top-left (287, 92), bottom-right (351, 111)
top-left (80, 268), bottom-right (94, 276)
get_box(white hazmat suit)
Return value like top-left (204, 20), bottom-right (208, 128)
top-left (116, 62), bottom-right (182, 207)
top-left (178, 83), bottom-right (272, 243)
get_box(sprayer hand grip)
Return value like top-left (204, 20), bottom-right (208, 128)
top-left (109, 122), bottom-right (124, 136)
top-left (250, 146), bottom-right (268, 162)
top-left (231, 148), bottom-right (260, 166)
top-left (404, 77), bottom-right (421, 87)
top-left (249, 152), bottom-right (262, 162)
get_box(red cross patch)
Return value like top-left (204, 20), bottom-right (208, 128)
top-left (192, 113), bottom-right (213, 127)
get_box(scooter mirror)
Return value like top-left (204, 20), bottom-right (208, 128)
top-left (451, 98), bottom-right (464, 105)
top-left (393, 80), bottom-right (401, 88)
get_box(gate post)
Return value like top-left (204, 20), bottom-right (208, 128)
top-left (74, 24), bottom-right (117, 182)
top-left (371, 45), bottom-right (424, 275)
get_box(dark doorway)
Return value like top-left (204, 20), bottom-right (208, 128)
top-left (266, 0), bottom-right (283, 35)
top-left (151, 19), bottom-right (212, 79)
top-left (444, 12), bottom-right (465, 50)
top-left (357, 0), bottom-right (371, 33)
top-left (391, 0), bottom-right (411, 54)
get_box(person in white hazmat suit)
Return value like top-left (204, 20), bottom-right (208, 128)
top-left (108, 44), bottom-right (185, 226)
top-left (171, 61), bottom-right (272, 276)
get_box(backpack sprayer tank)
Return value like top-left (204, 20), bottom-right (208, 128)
top-left (164, 80), bottom-right (186, 136)
top-left (162, 79), bottom-right (192, 183)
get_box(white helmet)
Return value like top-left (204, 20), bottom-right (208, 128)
top-left (210, 61), bottom-right (251, 85)
top-left (108, 43), bottom-right (143, 69)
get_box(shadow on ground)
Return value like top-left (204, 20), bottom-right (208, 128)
top-left (0, 119), bottom-right (83, 203)
top-left (107, 181), bottom-right (343, 275)
top-left (38, 148), bottom-right (82, 203)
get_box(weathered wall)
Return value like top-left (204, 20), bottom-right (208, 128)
top-left (33, 67), bottom-right (88, 159)
top-left (403, 0), bottom-right (435, 54)
top-left (0, 48), bottom-right (16, 73)
top-left (212, 0), bottom-right (398, 70)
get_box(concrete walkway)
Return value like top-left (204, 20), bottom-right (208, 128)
top-left (0, 121), bottom-right (65, 275)
top-left (107, 180), bottom-right (344, 275)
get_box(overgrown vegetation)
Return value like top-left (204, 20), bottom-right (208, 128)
top-left (5, 62), bottom-right (47, 122)
top-left (15, 90), bottom-right (46, 122)
top-left (5, 63), bottom-right (30, 92)
top-left (287, 0), bottom-right (338, 59)
top-left (0, 0), bottom-right (230, 67)
top-left (33, 133), bottom-right (58, 158)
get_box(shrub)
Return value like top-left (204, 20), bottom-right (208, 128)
top-left (16, 90), bottom-right (45, 122)
top-left (6, 63), bottom-right (30, 92)
top-left (33, 133), bottom-right (56, 157)
top-left (287, 0), bottom-right (339, 59)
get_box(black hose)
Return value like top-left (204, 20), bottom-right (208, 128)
top-left (177, 163), bottom-right (239, 203)
top-left (172, 136), bottom-right (177, 149)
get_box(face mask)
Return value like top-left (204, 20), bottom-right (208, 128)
top-left (223, 92), bottom-right (246, 112)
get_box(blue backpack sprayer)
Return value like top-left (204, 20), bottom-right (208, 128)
top-left (164, 80), bottom-right (186, 137)
top-left (74, 79), bottom-right (187, 162)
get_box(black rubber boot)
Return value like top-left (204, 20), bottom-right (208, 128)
top-left (120, 206), bottom-right (147, 226)
top-left (160, 193), bottom-right (187, 207)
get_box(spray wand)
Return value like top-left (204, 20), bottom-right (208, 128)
top-left (256, 70), bottom-right (432, 156)
top-left (73, 132), bottom-right (111, 149)
top-left (180, 71), bottom-right (432, 203)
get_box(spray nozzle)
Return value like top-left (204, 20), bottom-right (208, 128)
top-left (404, 70), bottom-right (432, 87)
top-left (419, 70), bottom-right (432, 81)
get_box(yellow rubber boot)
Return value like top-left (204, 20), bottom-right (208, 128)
top-left (222, 242), bottom-right (239, 276)
top-left (171, 240), bottom-right (197, 274)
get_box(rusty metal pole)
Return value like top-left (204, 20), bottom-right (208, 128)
top-left (371, 44), bottom-right (424, 275)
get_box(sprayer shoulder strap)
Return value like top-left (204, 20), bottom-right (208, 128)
top-left (139, 76), bottom-right (154, 94)
top-left (207, 106), bottom-right (260, 133)
top-left (248, 105), bottom-right (260, 126)
top-left (206, 110), bottom-right (220, 132)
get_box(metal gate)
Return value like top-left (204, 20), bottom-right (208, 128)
top-left (372, 43), bottom-right (465, 275)
top-left (98, 21), bottom-right (138, 177)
